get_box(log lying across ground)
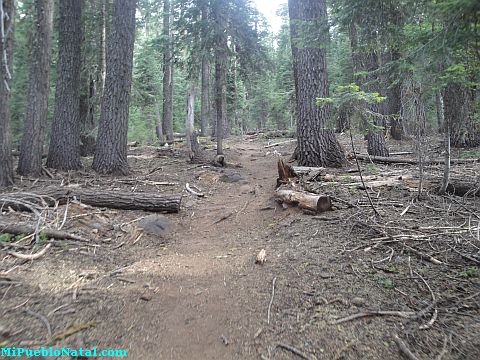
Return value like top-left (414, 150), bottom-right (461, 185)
top-left (352, 154), bottom-right (479, 165)
top-left (1, 187), bottom-right (182, 213)
top-left (275, 189), bottom-right (332, 213)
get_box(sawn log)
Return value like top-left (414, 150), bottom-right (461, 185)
top-left (1, 187), bottom-right (182, 213)
top-left (275, 189), bottom-right (332, 213)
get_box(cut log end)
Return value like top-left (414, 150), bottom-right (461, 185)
top-left (275, 189), bottom-right (332, 213)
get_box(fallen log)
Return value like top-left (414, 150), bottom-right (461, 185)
top-left (352, 154), bottom-right (479, 165)
top-left (264, 139), bottom-right (296, 149)
top-left (1, 187), bottom-right (182, 213)
top-left (275, 189), bottom-right (332, 213)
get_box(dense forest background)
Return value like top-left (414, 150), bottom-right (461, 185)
top-left (6, 0), bottom-right (477, 143)
top-left (0, 0), bottom-right (479, 183)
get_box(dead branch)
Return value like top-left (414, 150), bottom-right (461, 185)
top-left (353, 154), bottom-right (478, 165)
top-left (393, 334), bottom-right (421, 360)
top-left (25, 309), bottom-right (52, 340)
top-left (0, 222), bottom-right (89, 242)
top-left (7, 244), bottom-right (52, 260)
top-left (332, 310), bottom-right (415, 325)
top-left (276, 343), bottom-right (314, 360)
top-left (185, 183), bottom-right (204, 197)
top-left (267, 277), bottom-right (277, 325)
top-left (264, 139), bottom-right (296, 148)
top-left (403, 244), bottom-right (442, 265)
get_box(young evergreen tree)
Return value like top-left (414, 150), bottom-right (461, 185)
top-left (0, 0), bottom-right (15, 187)
top-left (17, 0), bottom-right (54, 176)
top-left (46, 0), bottom-right (83, 170)
top-left (288, 0), bottom-right (345, 167)
top-left (92, 0), bottom-right (137, 175)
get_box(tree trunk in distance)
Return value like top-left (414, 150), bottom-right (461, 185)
top-left (0, 0), bottom-right (15, 187)
top-left (185, 82), bottom-right (196, 156)
top-left (200, 57), bottom-right (210, 136)
top-left (92, 0), bottom-right (137, 175)
top-left (213, 0), bottom-right (228, 156)
top-left (162, 0), bottom-right (174, 144)
top-left (17, 0), bottom-right (54, 176)
top-left (288, 0), bottom-right (346, 167)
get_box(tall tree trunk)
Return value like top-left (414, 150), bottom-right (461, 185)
top-left (17, 0), bottom-right (54, 176)
top-left (349, 23), bottom-right (389, 157)
top-left (200, 5), bottom-right (209, 137)
top-left (47, 0), bottom-right (83, 170)
top-left (435, 90), bottom-right (445, 133)
top-left (444, 83), bottom-right (479, 148)
top-left (200, 56), bottom-right (210, 137)
top-left (162, 0), bottom-right (174, 144)
top-left (92, 0), bottom-right (136, 175)
top-left (0, 0), bottom-right (14, 187)
top-left (213, 0), bottom-right (227, 156)
top-left (288, 0), bottom-right (345, 167)
top-left (155, 101), bottom-right (165, 144)
top-left (185, 82), bottom-right (196, 155)
top-left (386, 51), bottom-right (403, 140)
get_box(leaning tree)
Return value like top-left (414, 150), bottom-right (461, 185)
top-left (288, 0), bottom-right (346, 167)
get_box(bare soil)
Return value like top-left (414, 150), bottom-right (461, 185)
top-left (1, 135), bottom-right (479, 360)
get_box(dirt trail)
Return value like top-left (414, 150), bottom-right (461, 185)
top-left (92, 141), bottom-right (279, 359)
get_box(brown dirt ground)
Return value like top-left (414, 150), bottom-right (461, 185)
top-left (1, 135), bottom-right (479, 360)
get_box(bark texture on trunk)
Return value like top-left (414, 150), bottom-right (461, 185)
top-left (2, 187), bottom-right (182, 213)
top-left (185, 82), bottom-right (196, 155)
top-left (162, 0), bottom-right (174, 143)
top-left (349, 22), bottom-right (389, 156)
top-left (92, 0), bottom-right (137, 175)
top-left (17, 0), bottom-right (54, 176)
top-left (288, 0), bottom-right (345, 167)
top-left (0, 0), bottom-right (14, 187)
top-left (47, 0), bottom-right (83, 170)
top-left (213, 0), bottom-right (228, 156)
top-left (444, 83), bottom-right (479, 148)
top-left (200, 5), bottom-right (210, 137)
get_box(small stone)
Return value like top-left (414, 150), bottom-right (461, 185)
top-left (351, 297), bottom-right (366, 307)
top-left (139, 215), bottom-right (172, 236)
top-left (319, 272), bottom-right (332, 279)
top-left (239, 185), bottom-right (254, 194)
top-left (140, 294), bottom-right (153, 301)
top-left (220, 173), bottom-right (244, 183)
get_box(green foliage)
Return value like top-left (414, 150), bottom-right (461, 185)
top-left (459, 267), bottom-right (479, 279)
top-left (0, 233), bottom-right (13, 242)
top-left (379, 277), bottom-right (395, 289)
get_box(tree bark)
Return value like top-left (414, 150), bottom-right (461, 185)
top-left (0, 0), bottom-right (14, 188)
top-left (200, 57), bottom-right (210, 136)
top-left (288, 0), bottom-right (346, 167)
top-left (17, 0), bottom-right (54, 176)
top-left (162, 0), bottom-right (174, 144)
top-left (92, 0), bottom-right (137, 175)
top-left (444, 83), bottom-right (479, 148)
top-left (46, 0), bottom-right (83, 170)
top-left (2, 187), bottom-right (182, 213)
top-left (435, 90), bottom-right (445, 133)
top-left (185, 82), bottom-right (196, 156)
top-left (213, 0), bottom-right (228, 156)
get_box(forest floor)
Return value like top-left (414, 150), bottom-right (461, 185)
top-left (1, 134), bottom-right (479, 360)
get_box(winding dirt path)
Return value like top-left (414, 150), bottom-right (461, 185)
top-left (97, 140), bottom-right (279, 359)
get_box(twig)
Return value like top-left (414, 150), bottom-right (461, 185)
top-left (393, 334), bottom-right (420, 360)
top-left (25, 309), bottom-right (52, 340)
top-left (436, 334), bottom-right (450, 360)
top-left (414, 271), bottom-right (438, 330)
top-left (276, 343), bottom-right (313, 360)
top-left (332, 310), bottom-right (415, 325)
top-left (185, 183), bottom-right (204, 197)
top-left (8, 243), bottom-right (52, 260)
top-left (0, 222), bottom-right (90, 242)
top-left (348, 126), bottom-right (379, 217)
top-left (264, 139), bottom-right (296, 148)
top-left (46, 321), bottom-right (96, 345)
top-left (403, 244), bottom-right (442, 265)
top-left (267, 277), bottom-right (277, 325)
top-left (236, 200), bottom-right (250, 219)
top-left (212, 212), bottom-right (233, 225)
